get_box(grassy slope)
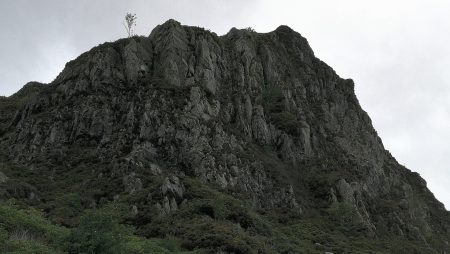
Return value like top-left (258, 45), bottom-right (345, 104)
top-left (2, 175), bottom-right (440, 254)
top-left (0, 200), bottom-right (195, 254)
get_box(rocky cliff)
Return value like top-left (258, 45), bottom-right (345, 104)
top-left (0, 20), bottom-right (449, 253)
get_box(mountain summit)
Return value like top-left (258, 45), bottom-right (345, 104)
top-left (0, 20), bottom-right (449, 253)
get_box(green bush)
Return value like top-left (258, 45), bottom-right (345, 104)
top-left (0, 227), bottom-right (7, 245)
top-left (49, 193), bottom-right (85, 226)
top-left (262, 85), bottom-right (285, 113)
top-left (0, 199), bottom-right (193, 253)
top-left (67, 206), bottom-right (133, 254)
top-left (121, 237), bottom-right (173, 254)
top-left (0, 201), bottom-right (69, 243)
top-left (326, 203), bottom-right (367, 235)
top-left (2, 240), bottom-right (61, 254)
top-left (0, 200), bottom-right (68, 253)
top-left (67, 203), bottom-right (192, 254)
top-left (262, 85), bottom-right (299, 135)
top-left (270, 111), bottom-right (299, 135)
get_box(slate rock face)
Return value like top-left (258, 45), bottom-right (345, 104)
top-left (0, 19), bottom-right (449, 252)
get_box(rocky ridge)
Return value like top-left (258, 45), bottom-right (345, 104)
top-left (0, 20), bottom-right (449, 253)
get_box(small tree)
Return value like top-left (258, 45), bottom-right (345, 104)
top-left (123, 13), bottom-right (137, 37)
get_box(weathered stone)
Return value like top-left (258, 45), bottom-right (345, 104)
top-left (0, 171), bottom-right (7, 183)
top-left (161, 175), bottom-right (184, 199)
top-left (336, 179), bottom-right (355, 205)
top-left (123, 172), bottom-right (142, 194)
top-left (131, 205), bottom-right (138, 215)
top-left (0, 19), bottom-right (448, 251)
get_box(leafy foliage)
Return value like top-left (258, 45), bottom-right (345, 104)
top-left (262, 85), bottom-right (300, 135)
top-left (0, 201), bottom-right (194, 254)
top-left (0, 200), bottom-right (68, 253)
top-left (67, 205), bottom-right (131, 253)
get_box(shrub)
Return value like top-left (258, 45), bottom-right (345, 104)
top-left (262, 85), bottom-right (284, 114)
top-left (0, 227), bottom-right (7, 245)
top-left (66, 203), bottom-right (192, 254)
top-left (0, 200), bottom-right (68, 253)
top-left (0, 201), bottom-right (69, 243)
top-left (49, 193), bottom-right (85, 226)
top-left (326, 203), bottom-right (367, 235)
top-left (271, 111), bottom-right (299, 135)
top-left (262, 85), bottom-right (299, 135)
top-left (67, 207), bottom-right (132, 254)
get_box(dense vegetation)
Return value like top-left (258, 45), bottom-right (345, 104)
top-left (0, 173), bottom-right (444, 253)
top-left (0, 200), bottom-right (193, 253)
top-left (262, 85), bottom-right (300, 135)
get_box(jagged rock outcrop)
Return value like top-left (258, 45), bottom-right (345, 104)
top-left (0, 19), bottom-right (449, 253)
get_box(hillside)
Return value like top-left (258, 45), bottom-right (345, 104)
top-left (0, 20), bottom-right (449, 253)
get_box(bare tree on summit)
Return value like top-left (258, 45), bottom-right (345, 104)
top-left (123, 13), bottom-right (137, 37)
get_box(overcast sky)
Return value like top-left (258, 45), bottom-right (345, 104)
top-left (0, 0), bottom-right (449, 209)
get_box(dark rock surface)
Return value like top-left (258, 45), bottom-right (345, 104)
top-left (0, 19), bottom-right (449, 253)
